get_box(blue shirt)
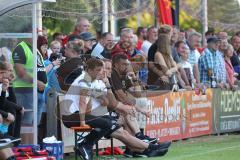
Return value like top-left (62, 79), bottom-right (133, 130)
top-left (199, 48), bottom-right (226, 84)
top-left (44, 59), bottom-right (61, 100)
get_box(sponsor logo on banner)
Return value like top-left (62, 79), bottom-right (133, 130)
top-left (145, 89), bottom-right (213, 142)
top-left (214, 89), bottom-right (240, 133)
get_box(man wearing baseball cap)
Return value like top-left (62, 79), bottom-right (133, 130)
top-left (199, 36), bottom-right (227, 88)
top-left (79, 32), bottom-right (96, 55)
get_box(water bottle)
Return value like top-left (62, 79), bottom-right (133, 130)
top-left (211, 73), bottom-right (217, 88)
top-left (191, 81), bottom-right (195, 90)
top-left (202, 84), bottom-right (206, 95)
top-left (171, 74), bottom-right (179, 92)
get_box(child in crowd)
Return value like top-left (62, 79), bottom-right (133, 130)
top-left (48, 40), bottom-right (61, 58)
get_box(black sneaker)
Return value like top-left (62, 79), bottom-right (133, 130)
top-left (136, 134), bottom-right (158, 144)
top-left (147, 148), bottom-right (169, 157)
top-left (75, 143), bottom-right (93, 160)
top-left (156, 148), bottom-right (169, 156)
top-left (140, 147), bottom-right (158, 157)
top-left (142, 142), bottom-right (171, 157)
top-left (123, 148), bottom-right (133, 158)
top-left (157, 141), bottom-right (172, 150)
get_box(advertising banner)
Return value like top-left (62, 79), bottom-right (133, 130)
top-left (213, 89), bottom-right (240, 134)
top-left (145, 89), bottom-right (213, 142)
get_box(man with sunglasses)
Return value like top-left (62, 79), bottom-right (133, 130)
top-left (79, 32), bottom-right (96, 56)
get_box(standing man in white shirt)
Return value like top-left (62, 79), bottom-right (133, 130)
top-left (141, 26), bottom-right (158, 57)
top-left (186, 32), bottom-right (201, 84)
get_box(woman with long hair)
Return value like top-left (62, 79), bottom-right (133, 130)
top-left (224, 44), bottom-right (238, 90)
top-left (154, 33), bottom-right (179, 89)
top-left (149, 32), bottom-right (189, 90)
top-left (147, 25), bottom-right (172, 87)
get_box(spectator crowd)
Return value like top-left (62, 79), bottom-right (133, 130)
top-left (0, 17), bottom-right (240, 159)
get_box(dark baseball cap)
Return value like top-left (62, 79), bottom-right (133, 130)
top-left (207, 36), bottom-right (220, 43)
top-left (79, 32), bottom-right (96, 41)
top-left (68, 34), bottom-right (81, 42)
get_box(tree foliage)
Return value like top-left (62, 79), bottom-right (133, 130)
top-left (42, 0), bottom-right (101, 38)
top-left (180, 0), bottom-right (240, 32)
top-left (179, 0), bottom-right (202, 32)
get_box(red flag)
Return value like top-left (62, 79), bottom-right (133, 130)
top-left (157, 0), bottom-right (173, 25)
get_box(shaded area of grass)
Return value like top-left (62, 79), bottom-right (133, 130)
top-left (65, 134), bottom-right (240, 160)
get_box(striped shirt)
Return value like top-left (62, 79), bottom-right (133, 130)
top-left (186, 45), bottom-right (200, 66)
top-left (199, 48), bottom-right (227, 84)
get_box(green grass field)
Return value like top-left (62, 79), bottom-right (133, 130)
top-left (65, 134), bottom-right (240, 160)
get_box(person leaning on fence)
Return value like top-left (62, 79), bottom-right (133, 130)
top-left (186, 32), bottom-right (201, 84)
top-left (177, 42), bottom-right (196, 86)
top-left (175, 41), bottom-right (195, 86)
top-left (230, 35), bottom-right (240, 78)
top-left (171, 28), bottom-right (190, 87)
top-left (199, 37), bottom-right (227, 88)
top-left (223, 44), bottom-right (238, 90)
top-left (147, 25), bottom-right (172, 86)
top-left (147, 27), bottom-right (171, 85)
top-left (148, 31), bottom-right (191, 90)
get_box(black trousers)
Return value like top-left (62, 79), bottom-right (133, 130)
top-left (62, 113), bottom-right (114, 146)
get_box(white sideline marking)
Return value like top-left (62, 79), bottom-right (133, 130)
top-left (167, 145), bottom-right (240, 160)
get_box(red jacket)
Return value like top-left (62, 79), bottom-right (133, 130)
top-left (136, 40), bottom-right (143, 50)
top-left (62, 31), bottom-right (79, 46)
top-left (111, 42), bottom-right (131, 60)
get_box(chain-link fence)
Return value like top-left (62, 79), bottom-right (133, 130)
top-left (1, 0), bottom-right (240, 34)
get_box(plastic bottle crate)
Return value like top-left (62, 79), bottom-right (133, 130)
top-left (42, 142), bottom-right (64, 160)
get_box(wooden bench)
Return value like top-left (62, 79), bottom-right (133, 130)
top-left (70, 125), bottom-right (114, 160)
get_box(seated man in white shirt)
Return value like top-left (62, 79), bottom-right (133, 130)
top-left (61, 58), bottom-right (171, 160)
